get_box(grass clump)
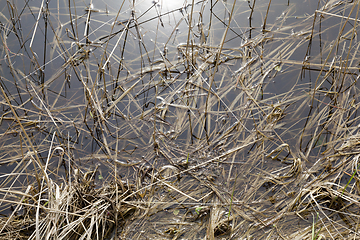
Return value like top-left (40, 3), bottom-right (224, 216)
top-left (0, 153), bottom-right (137, 239)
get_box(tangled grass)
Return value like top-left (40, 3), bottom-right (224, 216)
top-left (1, 0), bottom-right (360, 239)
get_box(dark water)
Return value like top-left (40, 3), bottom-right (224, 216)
top-left (0, 0), bottom-right (358, 190)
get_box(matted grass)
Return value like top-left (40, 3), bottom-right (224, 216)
top-left (1, 0), bottom-right (360, 239)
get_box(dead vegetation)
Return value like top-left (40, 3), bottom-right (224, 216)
top-left (1, 0), bottom-right (360, 239)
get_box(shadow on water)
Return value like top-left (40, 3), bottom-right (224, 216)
top-left (1, 0), bottom-right (360, 239)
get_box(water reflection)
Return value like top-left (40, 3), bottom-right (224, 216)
top-left (1, 0), bottom-right (357, 190)
top-left (0, 0), bottom-right (316, 173)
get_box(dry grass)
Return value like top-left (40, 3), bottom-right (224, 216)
top-left (1, 0), bottom-right (360, 239)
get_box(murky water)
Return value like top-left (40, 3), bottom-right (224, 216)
top-left (0, 0), bottom-right (354, 172)
top-left (0, 0), bottom-right (344, 178)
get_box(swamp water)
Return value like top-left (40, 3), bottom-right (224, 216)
top-left (1, 0), bottom-right (360, 239)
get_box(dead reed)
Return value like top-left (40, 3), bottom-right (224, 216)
top-left (1, 0), bottom-right (360, 239)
